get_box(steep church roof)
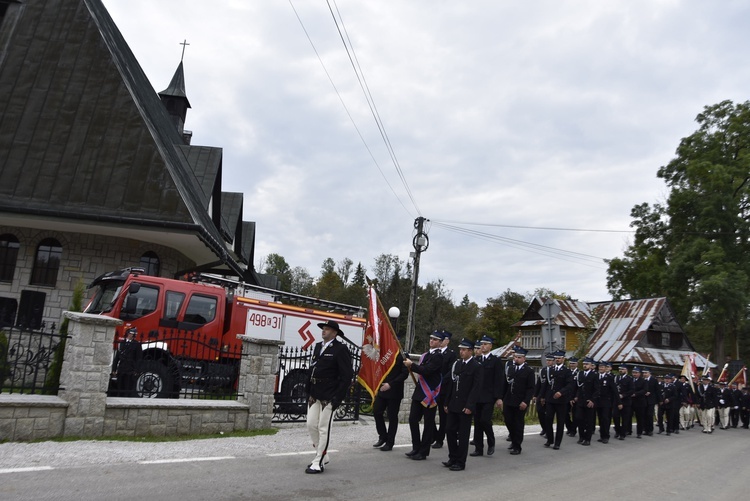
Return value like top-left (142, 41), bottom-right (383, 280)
top-left (0, 0), bottom-right (257, 282)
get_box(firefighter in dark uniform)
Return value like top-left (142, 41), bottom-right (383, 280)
top-left (535, 353), bottom-right (554, 438)
top-left (372, 351), bottom-right (409, 451)
top-left (502, 347), bottom-right (535, 455)
top-left (631, 367), bottom-right (648, 437)
top-left (111, 327), bottom-right (142, 397)
top-left (304, 320), bottom-right (353, 474)
top-left (442, 338), bottom-right (483, 471)
top-left (403, 331), bottom-right (444, 460)
top-left (574, 356), bottom-right (599, 446)
top-left (642, 368), bottom-right (660, 436)
top-left (613, 363), bottom-right (634, 439)
top-left (730, 382), bottom-right (742, 428)
top-left (470, 335), bottom-right (505, 456)
top-left (595, 360), bottom-right (620, 443)
top-left (432, 330), bottom-right (456, 449)
top-left (661, 373), bottom-right (679, 435)
top-left (565, 357), bottom-right (579, 436)
top-left (739, 386), bottom-right (750, 429)
top-left (543, 350), bottom-right (576, 450)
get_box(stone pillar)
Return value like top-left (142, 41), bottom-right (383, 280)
top-left (237, 335), bottom-right (283, 429)
top-left (59, 311), bottom-right (122, 437)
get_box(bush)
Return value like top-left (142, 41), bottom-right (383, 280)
top-left (0, 330), bottom-right (10, 387)
top-left (43, 280), bottom-right (85, 394)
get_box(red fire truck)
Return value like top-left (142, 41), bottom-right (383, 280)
top-left (84, 268), bottom-right (366, 398)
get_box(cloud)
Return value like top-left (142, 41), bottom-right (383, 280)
top-left (102, 0), bottom-right (750, 305)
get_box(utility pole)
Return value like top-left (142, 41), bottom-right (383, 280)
top-left (406, 217), bottom-right (429, 353)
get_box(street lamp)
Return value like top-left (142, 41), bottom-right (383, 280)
top-left (388, 306), bottom-right (400, 338)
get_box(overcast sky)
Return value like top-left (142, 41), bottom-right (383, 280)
top-left (101, 0), bottom-right (750, 307)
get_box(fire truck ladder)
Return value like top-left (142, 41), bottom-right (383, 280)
top-left (193, 273), bottom-right (366, 318)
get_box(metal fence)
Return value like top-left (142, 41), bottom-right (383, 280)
top-left (108, 328), bottom-right (244, 400)
top-left (0, 322), bottom-right (67, 395)
top-left (273, 343), bottom-right (371, 423)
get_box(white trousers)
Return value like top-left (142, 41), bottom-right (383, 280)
top-left (306, 400), bottom-right (334, 470)
top-left (719, 407), bottom-right (730, 429)
top-left (679, 405), bottom-right (693, 429)
top-left (701, 407), bottom-right (715, 432)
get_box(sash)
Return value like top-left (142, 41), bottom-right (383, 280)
top-left (417, 352), bottom-right (441, 407)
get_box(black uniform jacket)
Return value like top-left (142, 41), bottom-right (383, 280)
top-left (615, 374), bottom-right (634, 403)
top-left (696, 384), bottom-right (719, 409)
top-left (632, 377), bottom-right (647, 407)
top-left (437, 348), bottom-right (457, 399)
top-left (644, 377), bottom-right (660, 406)
top-left (444, 357), bottom-right (484, 413)
top-left (597, 373), bottom-right (621, 407)
top-left (544, 365), bottom-right (576, 403)
top-left (575, 370), bottom-right (600, 407)
top-left (378, 351), bottom-right (409, 400)
top-left (476, 354), bottom-right (506, 403)
top-left (113, 339), bottom-right (142, 374)
top-left (410, 350), bottom-right (444, 402)
top-left (503, 363), bottom-right (535, 407)
top-left (306, 339), bottom-right (353, 404)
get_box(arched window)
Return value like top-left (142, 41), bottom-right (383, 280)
top-left (0, 233), bottom-right (20, 282)
top-left (30, 238), bottom-right (62, 286)
top-left (140, 251), bottom-right (160, 276)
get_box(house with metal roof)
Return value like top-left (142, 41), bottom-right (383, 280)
top-left (0, 0), bottom-right (262, 328)
top-left (496, 296), bottom-right (711, 372)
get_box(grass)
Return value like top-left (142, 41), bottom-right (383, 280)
top-left (31, 428), bottom-right (277, 444)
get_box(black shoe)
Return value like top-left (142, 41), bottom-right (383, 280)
top-left (442, 460), bottom-right (455, 467)
top-left (636, 434), bottom-right (642, 439)
top-left (576, 438), bottom-right (583, 444)
top-left (539, 431), bottom-right (546, 436)
top-left (405, 450), bottom-right (418, 457)
top-left (373, 439), bottom-right (386, 448)
top-left (380, 444), bottom-right (393, 451)
top-left (614, 434), bottom-right (620, 439)
top-left (305, 467), bottom-right (323, 474)
top-left (487, 445), bottom-right (494, 456)
top-left (646, 432), bottom-right (653, 436)
top-left (581, 440), bottom-right (590, 446)
top-left (410, 453), bottom-right (427, 460)
top-left (553, 445), bottom-right (560, 450)
top-left (543, 442), bottom-right (552, 448)
top-left (469, 450), bottom-right (483, 457)
top-left (566, 432), bottom-right (576, 437)
top-left (509, 449), bottom-right (521, 455)
top-left (449, 464), bottom-right (465, 471)
top-left (600, 439), bottom-right (609, 444)
top-left (469, 439), bottom-right (475, 445)
top-left (505, 436), bottom-right (512, 441)
top-left (432, 441), bottom-right (443, 449)
top-left (618, 436), bottom-right (625, 440)
top-left (507, 444), bottom-right (514, 449)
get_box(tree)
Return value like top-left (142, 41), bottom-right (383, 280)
top-left (261, 253), bottom-right (292, 292)
top-left (475, 289), bottom-right (527, 346)
top-left (289, 266), bottom-right (315, 296)
top-left (607, 100), bottom-right (750, 362)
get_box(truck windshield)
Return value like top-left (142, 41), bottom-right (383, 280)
top-left (84, 281), bottom-right (124, 314)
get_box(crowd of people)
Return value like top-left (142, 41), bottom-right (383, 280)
top-left (303, 323), bottom-right (749, 474)
top-left (378, 332), bottom-right (750, 471)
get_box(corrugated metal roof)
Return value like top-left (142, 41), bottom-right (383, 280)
top-left (504, 297), bottom-right (715, 370)
top-left (512, 297), bottom-right (591, 329)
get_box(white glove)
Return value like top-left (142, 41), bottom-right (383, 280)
top-left (719, 399), bottom-right (725, 405)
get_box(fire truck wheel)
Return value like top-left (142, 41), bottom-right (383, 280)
top-left (279, 368), bottom-right (309, 416)
top-left (136, 360), bottom-right (173, 398)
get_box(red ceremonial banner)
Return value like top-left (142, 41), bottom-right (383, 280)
top-left (357, 285), bottom-right (401, 403)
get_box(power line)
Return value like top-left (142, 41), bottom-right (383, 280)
top-left (325, 0), bottom-right (422, 216)
top-left (432, 221), bottom-right (609, 269)
top-left (431, 219), bottom-right (635, 233)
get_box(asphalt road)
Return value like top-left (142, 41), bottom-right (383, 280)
top-left (1, 421), bottom-right (747, 501)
